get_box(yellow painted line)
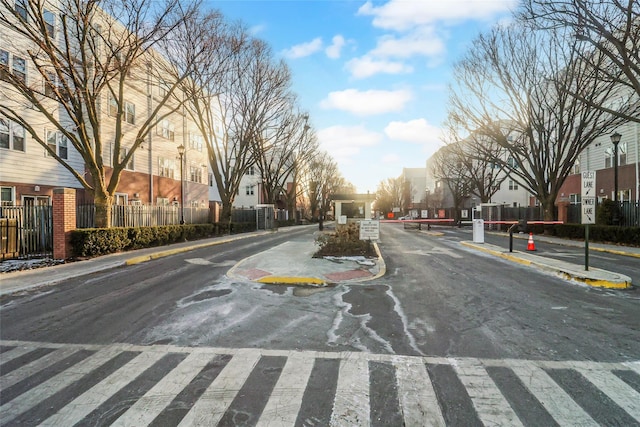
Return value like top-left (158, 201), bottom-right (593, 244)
top-left (461, 241), bottom-right (631, 289)
top-left (257, 276), bottom-right (327, 286)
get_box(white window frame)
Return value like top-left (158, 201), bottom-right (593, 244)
top-left (45, 129), bottom-right (68, 159)
top-left (158, 157), bottom-right (176, 178)
top-left (0, 116), bottom-right (25, 152)
top-left (1, 186), bottom-right (15, 206)
top-left (119, 147), bottom-right (134, 170)
top-left (125, 101), bottom-right (135, 125)
top-left (508, 179), bottom-right (518, 191)
top-left (43, 8), bottom-right (55, 38)
top-left (189, 132), bottom-right (203, 152)
top-left (157, 119), bottom-right (175, 141)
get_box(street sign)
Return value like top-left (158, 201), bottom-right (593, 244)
top-left (581, 171), bottom-right (596, 224)
top-left (359, 220), bottom-right (380, 241)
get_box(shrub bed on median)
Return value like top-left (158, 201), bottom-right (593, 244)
top-left (313, 223), bottom-right (378, 258)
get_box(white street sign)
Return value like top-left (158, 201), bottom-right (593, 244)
top-left (581, 171), bottom-right (596, 224)
top-left (359, 220), bottom-right (380, 241)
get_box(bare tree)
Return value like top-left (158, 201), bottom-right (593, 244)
top-left (442, 124), bottom-right (508, 204)
top-left (301, 151), bottom-right (342, 222)
top-left (430, 145), bottom-right (474, 223)
top-left (0, 0), bottom-right (199, 227)
top-left (521, 0), bottom-right (640, 122)
top-left (374, 177), bottom-right (405, 217)
top-left (175, 12), bottom-right (250, 223)
top-left (448, 23), bottom-right (624, 220)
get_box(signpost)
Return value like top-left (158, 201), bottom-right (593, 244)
top-left (359, 220), bottom-right (380, 241)
top-left (581, 171), bottom-right (596, 271)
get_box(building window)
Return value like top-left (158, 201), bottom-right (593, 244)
top-left (15, 0), bottom-right (27, 21)
top-left (1, 186), bottom-right (15, 206)
top-left (605, 143), bottom-right (627, 168)
top-left (507, 156), bottom-right (519, 169)
top-left (44, 70), bottom-right (57, 97)
top-left (571, 159), bottom-right (580, 175)
top-left (157, 197), bottom-right (169, 206)
top-left (245, 185), bottom-right (254, 196)
top-left (208, 172), bottom-right (214, 187)
top-left (1, 50), bottom-right (28, 84)
top-left (189, 163), bottom-right (202, 183)
top-left (120, 147), bottom-right (133, 170)
top-left (108, 95), bottom-right (118, 117)
top-left (246, 166), bottom-right (255, 176)
top-left (508, 180), bottom-right (518, 191)
top-left (569, 194), bottom-right (581, 204)
top-left (0, 116), bottom-right (25, 151)
top-left (157, 119), bottom-right (174, 141)
top-left (125, 101), bottom-right (135, 125)
top-left (189, 132), bottom-right (203, 152)
top-left (45, 129), bottom-right (68, 159)
top-left (43, 8), bottom-right (55, 37)
top-left (158, 157), bottom-right (175, 178)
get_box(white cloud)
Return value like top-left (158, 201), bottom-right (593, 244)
top-left (282, 37), bottom-right (323, 59)
top-left (384, 118), bottom-right (442, 144)
top-left (325, 35), bottom-right (346, 59)
top-left (371, 27), bottom-right (446, 59)
top-left (317, 125), bottom-right (383, 164)
top-left (320, 89), bottom-right (413, 115)
top-left (358, 0), bottom-right (518, 31)
top-left (346, 56), bottom-right (413, 79)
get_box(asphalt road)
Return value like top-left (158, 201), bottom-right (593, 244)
top-left (1, 223), bottom-right (639, 426)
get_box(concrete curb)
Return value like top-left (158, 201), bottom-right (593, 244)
top-left (461, 241), bottom-right (633, 289)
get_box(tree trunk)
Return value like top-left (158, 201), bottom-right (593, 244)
top-left (94, 190), bottom-right (113, 228)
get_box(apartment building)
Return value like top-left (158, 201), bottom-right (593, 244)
top-left (0, 1), bottom-right (209, 209)
top-left (558, 122), bottom-right (639, 204)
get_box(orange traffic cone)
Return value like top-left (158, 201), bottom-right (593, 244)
top-left (527, 232), bottom-right (536, 251)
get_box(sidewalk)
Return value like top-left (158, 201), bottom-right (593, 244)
top-left (462, 232), bottom-right (635, 289)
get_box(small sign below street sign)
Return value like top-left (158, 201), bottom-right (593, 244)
top-left (581, 171), bottom-right (596, 224)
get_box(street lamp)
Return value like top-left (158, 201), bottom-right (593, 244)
top-left (177, 144), bottom-right (185, 225)
top-left (610, 132), bottom-right (621, 225)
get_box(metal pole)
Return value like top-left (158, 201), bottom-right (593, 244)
top-left (179, 152), bottom-right (185, 225)
top-left (585, 224), bottom-right (589, 271)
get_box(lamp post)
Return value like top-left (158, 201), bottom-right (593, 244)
top-left (610, 132), bottom-right (621, 225)
top-left (177, 144), bottom-right (185, 225)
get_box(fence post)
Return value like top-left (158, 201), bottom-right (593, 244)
top-left (53, 188), bottom-right (76, 260)
top-left (556, 201), bottom-right (569, 224)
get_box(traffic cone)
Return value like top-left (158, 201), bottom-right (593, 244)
top-left (527, 232), bottom-right (536, 251)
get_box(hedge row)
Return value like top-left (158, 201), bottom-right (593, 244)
top-left (525, 223), bottom-right (640, 246)
top-left (70, 222), bottom-right (260, 258)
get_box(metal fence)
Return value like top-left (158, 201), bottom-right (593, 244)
top-left (77, 205), bottom-right (211, 228)
top-left (0, 205), bottom-right (53, 259)
top-left (567, 201), bottom-right (640, 227)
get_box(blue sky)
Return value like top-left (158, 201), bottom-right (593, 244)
top-left (212, 0), bottom-right (519, 193)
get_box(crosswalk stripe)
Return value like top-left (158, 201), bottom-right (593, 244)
top-left (0, 345), bottom-right (38, 364)
top-left (39, 350), bottom-right (166, 426)
top-left (576, 368), bottom-right (640, 422)
top-left (330, 355), bottom-right (370, 427)
top-left (394, 357), bottom-right (445, 427)
top-left (2, 340), bottom-right (640, 427)
top-left (0, 346), bottom-right (123, 425)
top-left (177, 349), bottom-right (261, 426)
top-left (110, 352), bottom-right (215, 427)
top-left (256, 353), bottom-right (315, 427)
top-left (0, 347), bottom-right (79, 390)
top-left (453, 358), bottom-right (523, 427)
top-left (507, 360), bottom-right (599, 427)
